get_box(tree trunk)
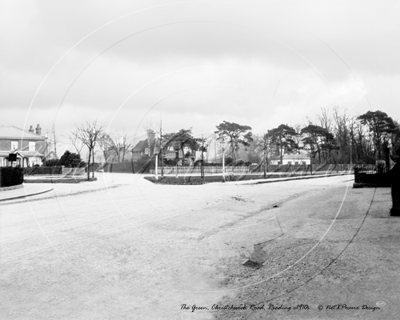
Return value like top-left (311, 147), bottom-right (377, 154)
top-left (87, 150), bottom-right (91, 180)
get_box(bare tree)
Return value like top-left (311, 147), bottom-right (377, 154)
top-left (97, 133), bottom-right (114, 162)
top-left (317, 107), bottom-right (332, 132)
top-left (73, 121), bottom-right (103, 180)
top-left (111, 132), bottom-right (133, 162)
top-left (255, 131), bottom-right (274, 177)
top-left (68, 132), bottom-right (85, 155)
top-left (332, 106), bottom-right (351, 163)
top-left (99, 132), bottom-right (133, 162)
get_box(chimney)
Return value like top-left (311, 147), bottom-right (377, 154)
top-left (29, 125), bottom-right (34, 133)
top-left (36, 124), bottom-right (42, 135)
top-left (147, 129), bottom-right (155, 142)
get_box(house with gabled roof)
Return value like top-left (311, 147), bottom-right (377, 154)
top-left (132, 129), bottom-right (176, 161)
top-left (269, 150), bottom-right (311, 165)
top-left (0, 125), bottom-right (47, 167)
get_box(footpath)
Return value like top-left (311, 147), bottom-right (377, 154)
top-left (0, 184), bottom-right (53, 202)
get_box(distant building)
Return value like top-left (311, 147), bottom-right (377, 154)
top-left (132, 130), bottom-right (157, 160)
top-left (0, 125), bottom-right (46, 167)
top-left (131, 130), bottom-right (176, 161)
top-left (269, 150), bottom-right (310, 165)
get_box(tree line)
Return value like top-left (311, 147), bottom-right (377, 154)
top-left (44, 108), bottom-right (400, 178)
top-left (247, 108), bottom-right (400, 168)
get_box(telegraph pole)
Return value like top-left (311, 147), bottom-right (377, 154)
top-left (160, 119), bottom-right (164, 177)
top-left (201, 135), bottom-right (204, 180)
top-left (349, 126), bottom-right (353, 171)
top-left (263, 146), bottom-right (266, 178)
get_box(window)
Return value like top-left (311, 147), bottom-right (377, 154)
top-left (11, 141), bottom-right (18, 151)
top-left (29, 141), bottom-right (35, 152)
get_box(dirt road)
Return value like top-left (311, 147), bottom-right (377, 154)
top-left (1, 174), bottom-right (398, 319)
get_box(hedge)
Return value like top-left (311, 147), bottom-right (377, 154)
top-left (0, 167), bottom-right (24, 187)
top-left (102, 162), bottom-right (146, 173)
top-left (23, 166), bottom-right (63, 175)
top-left (353, 172), bottom-right (391, 188)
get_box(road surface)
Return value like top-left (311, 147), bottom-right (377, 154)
top-left (1, 174), bottom-right (398, 319)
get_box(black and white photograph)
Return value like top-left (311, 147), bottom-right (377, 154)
top-left (1, 0), bottom-right (400, 319)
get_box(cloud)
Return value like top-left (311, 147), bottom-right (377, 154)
top-left (1, 0), bottom-right (399, 144)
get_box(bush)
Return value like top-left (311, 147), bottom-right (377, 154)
top-left (135, 155), bottom-right (155, 173)
top-left (24, 166), bottom-right (63, 175)
top-left (102, 158), bottom-right (155, 173)
top-left (59, 151), bottom-right (86, 167)
top-left (0, 167), bottom-right (24, 187)
top-left (164, 158), bottom-right (178, 166)
top-left (43, 159), bottom-right (61, 167)
top-left (43, 151), bottom-right (85, 168)
top-left (235, 159), bottom-right (245, 166)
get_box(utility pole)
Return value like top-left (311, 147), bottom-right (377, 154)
top-left (263, 146), bottom-right (266, 178)
top-left (52, 125), bottom-right (58, 159)
top-left (155, 152), bottom-right (158, 180)
top-left (201, 135), bottom-right (205, 180)
top-left (349, 126), bottom-right (353, 171)
top-left (214, 133), bottom-right (217, 163)
top-left (221, 137), bottom-right (226, 182)
top-left (92, 128), bottom-right (95, 179)
top-left (160, 119), bottom-right (163, 177)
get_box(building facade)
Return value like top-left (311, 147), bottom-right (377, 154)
top-left (269, 150), bottom-right (311, 165)
top-left (132, 130), bottom-right (176, 161)
top-left (0, 125), bottom-right (46, 167)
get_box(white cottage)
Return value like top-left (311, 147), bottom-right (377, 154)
top-left (270, 150), bottom-right (310, 165)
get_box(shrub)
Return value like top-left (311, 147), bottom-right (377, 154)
top-left (135, 155), bottom-right (155, 173)
top-left (235, 159), bottom-right (245, 166)
top-left (43, 151), bottom-right (85, 168)
top-left (0, 167), bottom-right (24, 187)
top-left (59, 151), bottom-right (86, 167)
top-left (225, 157), bottom-right (233, 166)
top-left (164, 158), bottom-right (178, 166)
top-left (43, 159), bottom-right (61, 167)
top-left (24, 166), bottom-right (63, 175)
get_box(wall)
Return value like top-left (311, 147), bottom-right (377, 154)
top-left (0, 139), bottom-right (46, 153)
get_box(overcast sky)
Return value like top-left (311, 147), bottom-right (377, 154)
top-left (1, 0), bottom-right (400, 153)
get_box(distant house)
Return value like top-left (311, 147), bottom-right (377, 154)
top-left (132, 130), bottom-right (157, 160)
top-left (270, 150), bottom-right (310, 165)
top-left (131, 140), bottom-right (148, 160)
top-left (0, 125), bottom-right (46, 167)
top-left (131, 130), bottom-right (176, 161)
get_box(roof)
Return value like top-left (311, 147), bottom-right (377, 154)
top-left (0, 126), bottom-right (46, 141)
top-left (132, 138), bottom-right (162, 152)
top-left (132, 140), bottom-right (147, 152)
top-left (270, 151), bottom-right (310, 161)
